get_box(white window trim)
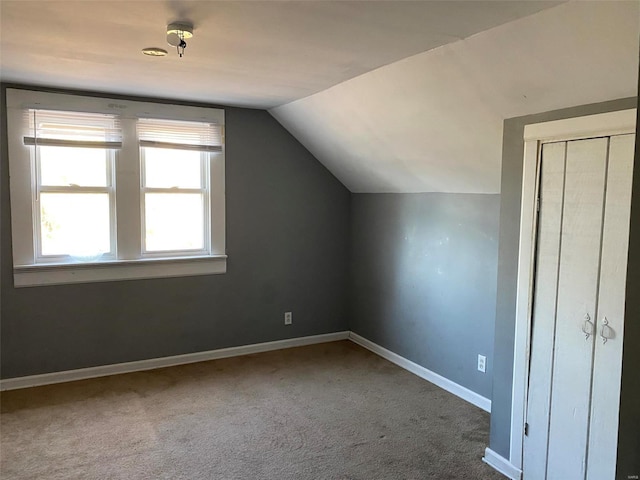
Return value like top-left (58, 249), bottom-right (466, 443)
top-left (6, 88), bottom-right (226, 287)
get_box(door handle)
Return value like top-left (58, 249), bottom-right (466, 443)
top-left (581, 314), bottom-right (594, 340)
top-left (600, 317), bottom-right (614, 344)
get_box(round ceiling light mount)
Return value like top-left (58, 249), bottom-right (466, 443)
top-left (167, 22), bottom-right (193, 41)
top-left (142, 47), bottom-right (168, 57)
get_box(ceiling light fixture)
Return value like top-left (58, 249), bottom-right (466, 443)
top-left (167, 22), bottom-right (193, 58)
top-left (142, 47), bottom-right (168, 57)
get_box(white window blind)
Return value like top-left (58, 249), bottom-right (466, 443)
top-left (137, 118), bottom-right (222, 152)
top-left (24, 109), bottom-right (122, 148)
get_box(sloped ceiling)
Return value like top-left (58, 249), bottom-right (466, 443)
top-left (1, 1), bottom-right (637, 195)
top-left (0, 1), bottom-right (558, 109)
top-left (271, 1), bottom-right (640, 194)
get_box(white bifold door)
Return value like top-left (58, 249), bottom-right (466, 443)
top-left (523, 133), bottom-right (635, 480)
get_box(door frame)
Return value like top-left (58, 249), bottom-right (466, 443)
top-left (509, 108), bottom-right (637, 472)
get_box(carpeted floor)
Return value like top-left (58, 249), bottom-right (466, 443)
top-left (1, 341), bottom-right (503, 480)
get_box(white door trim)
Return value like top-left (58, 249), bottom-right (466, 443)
top-left (509, 108), bottom-right (636, 470)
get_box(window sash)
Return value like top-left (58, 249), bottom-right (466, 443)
top-left (139, 147), bottom-right (210, 256)
top-left (140, 146), bottom-right (205, 189)
top-left (35, 191), bottom-right (116, 262)
top-left (141, 191), bottom-right (208, 255)
top-left (34, 146), bottom-right (116, 261)
top-left (36, 145), bottom-right (113, 189)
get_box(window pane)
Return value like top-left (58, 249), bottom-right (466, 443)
top-left (39, 146), bottom-right (108, 187)
top-left (145, 193), bottom-right (204, 251)
top-left (40, 193), bottom-right (111, 256)
top-left (143, 148), bottom-right (201, 188)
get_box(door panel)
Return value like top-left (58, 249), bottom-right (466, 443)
top-left (546, 137), bottom-right (608, 480)
top-left (587, 134), bottom-right (635, 480)
top-left (524, 141), bottom-right (566, 480)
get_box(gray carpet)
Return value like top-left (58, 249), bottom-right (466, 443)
top-left (1, 341), bottom-right (503, 480)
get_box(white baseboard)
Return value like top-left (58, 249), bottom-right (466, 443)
top-left (0, 331), bottom-right (350, 391)
top-left (483, 448), bottom-right (522, 480)
top-left (1, 330), bottom-right (494, 417)
top-left (348, 332), bottom-right (492, 413)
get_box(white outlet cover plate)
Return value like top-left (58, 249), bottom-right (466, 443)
top-left (478, 355), bottom-right (486, 373)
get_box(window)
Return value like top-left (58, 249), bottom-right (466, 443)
top-left (137, 118), bottom-right (222, 255)
top-left (6, 89), bottom-right (226, 287)
top-left (28, 110), bottom-right (119, 261)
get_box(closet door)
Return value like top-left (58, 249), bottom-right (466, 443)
top-left (523, 141), bottom-right (566, 480)
top-left (545, 137), bottom-right (609, 480)
top-left (586, 134), bottom-right (635, 480)
top-left (523, 130), bottom-right (634, 480)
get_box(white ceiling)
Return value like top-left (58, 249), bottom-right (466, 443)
top-left (272, 1), bottom-right (640, 193)
top-left (0, 1), bottom-right (558, 109)
top-left (1, 1), bottom-right (638, 194)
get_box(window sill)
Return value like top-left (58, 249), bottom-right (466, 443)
top-left (13, 255), bottom-right (227, 287)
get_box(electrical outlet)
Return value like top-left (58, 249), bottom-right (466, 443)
top-left (284, 312), bottom-right (292, 325)
top-left (478, 355), bottom-right (486, 373)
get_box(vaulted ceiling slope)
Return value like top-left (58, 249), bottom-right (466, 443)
top-left (0, 1), bottom-right (558, 109)
top-left (271, 1), bottom-right (640, 194)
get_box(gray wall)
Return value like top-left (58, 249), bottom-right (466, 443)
top-left (0, 84), bottom-right (351, 378)
top-left (491, 97), bottom-right (637, 459)
top-left (349, 193), bottom-right (499, 399)
top-left (616, 93), bottom-right (640, 480)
